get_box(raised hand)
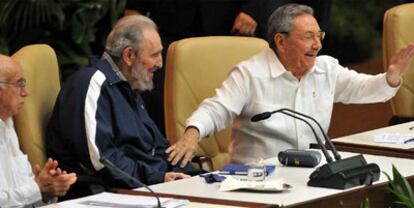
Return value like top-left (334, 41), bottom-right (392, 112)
top-left (386, 43), bottom-right (414, 87)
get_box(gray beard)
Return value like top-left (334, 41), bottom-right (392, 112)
top-left (130, 67), bottom-right (154, 91)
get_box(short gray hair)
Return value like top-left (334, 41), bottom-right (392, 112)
top-left (267, 3), bottom-right (314, 50)
top-left (105, 15), bottom-right (157, 62)
top-left (0, 57), bottom-right (11, 90)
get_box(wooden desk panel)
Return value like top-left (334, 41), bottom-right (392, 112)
top-left (287, 175), bottom-right (414, 208)
top-left (333, 141), bottom-right (414, 159)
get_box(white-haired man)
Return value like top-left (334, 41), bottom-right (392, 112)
top-left (0, 54), bottom-right (76, 207)
top-left (46, 15), bottom-right (203, 198)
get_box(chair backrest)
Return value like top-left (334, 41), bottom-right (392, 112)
top-left (383, 3), bottom-right (414, 118)
top-left (12, 44), bottom-right (61, 166)
top-left (164, 36), bottom-right (269, 170)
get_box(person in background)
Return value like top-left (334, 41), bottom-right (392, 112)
top-left (166, 3), bottom-right (414, 167)
top-left (46, 15), bottom-right (203, 198)
top-left (0, 54), bottom-right (76, 207)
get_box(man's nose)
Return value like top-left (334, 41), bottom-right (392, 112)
top-left (312, 38), bottom-right (322, 51)
top-left (20, 87), bottom-right (29, 97)
top-left (156, 55), bottom-right (163, 69)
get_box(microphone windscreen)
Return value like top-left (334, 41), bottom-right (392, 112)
top-left (251, 112), bottom-right (272, 122)
top-left (278, 149), bottom-right (321, 167)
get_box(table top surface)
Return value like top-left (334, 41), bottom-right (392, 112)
top-left (138, 151), bottom-right (414, 206)
top-left (46, 122), bottom-right (414, 208)
top-left (333, 121), bottom-right (414, 150)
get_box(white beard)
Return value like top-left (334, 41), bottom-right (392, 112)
top-left (130, 66), bottom-right (154, 91)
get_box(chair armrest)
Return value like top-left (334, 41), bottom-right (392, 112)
top-left (192, 155), bottom-right (213, 172)
top-left (389, 116), bottom-right (414, 125)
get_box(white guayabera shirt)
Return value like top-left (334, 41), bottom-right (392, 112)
top-left (0, 118), bottom-right (41, 207)
top-left (187, 48), bottom-right (399, 164)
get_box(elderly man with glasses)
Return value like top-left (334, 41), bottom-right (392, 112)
top-left (0, 54), bottom-right (77, 207)
top-left (167, 3), bottom-right (414, 167)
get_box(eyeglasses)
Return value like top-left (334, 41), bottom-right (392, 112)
top-left (280, 31), bottom-right (326, 42)
top-left (0, 78), bottom-right (27, 89)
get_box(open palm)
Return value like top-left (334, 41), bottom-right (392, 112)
top-left (387, 43), bottom-right (414, 86)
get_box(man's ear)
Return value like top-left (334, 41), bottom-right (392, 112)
top-left (121, 47), bottom-right (135, 67)
top-left (274, 33), bottom-right (286, 53)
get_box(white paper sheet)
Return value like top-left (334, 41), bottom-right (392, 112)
top-left (374, 133), bottom-right (414, 144)
top-left (58, 192), bottom-right (188, 208)
top-left (219, 176), bottom-right (290, 192)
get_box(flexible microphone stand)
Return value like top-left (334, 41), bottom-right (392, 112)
top-left (278, 108), bottom-right (341, 160)
top-left (277, 110), bottom-right (333, 163)
top-left (100, 157), bottom-right (163, 208)
top-left (251, 108), bottom-right (380, 189)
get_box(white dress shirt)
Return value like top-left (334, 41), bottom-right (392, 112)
top-left (0, 118), bottom-right (41, 207)
top-left (187, 48), bottom-right (399, 164)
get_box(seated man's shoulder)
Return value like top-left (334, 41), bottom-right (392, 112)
top-left (235, 49), bottom-right (267, 66)
top-left (316, 55), bottom-right (339, 65)
top-left (64, 63), bottom-right (110, 90)
top-left (315, 55), bottom-right (341, 71)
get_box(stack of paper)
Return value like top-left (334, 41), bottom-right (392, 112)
top-left (374, 133), bottom-right (414, 144)
top-left (58, 192), bottom-right (188, 208)
top-left (219, 176), bottom-right (290, 192)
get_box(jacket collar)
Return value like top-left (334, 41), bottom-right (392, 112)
top-left (89, 54), bottom-right (126, 86)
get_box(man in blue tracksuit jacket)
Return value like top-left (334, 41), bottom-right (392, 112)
top-left (46, 15), bottom-right (203, 197)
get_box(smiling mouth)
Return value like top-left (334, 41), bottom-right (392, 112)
top-left (305, 52), bottom-right (316, 57)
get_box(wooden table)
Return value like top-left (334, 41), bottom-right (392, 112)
top-left (332, 121), bottom-right (414, 159)
top-left (128, 152), bottom-right (414, 208)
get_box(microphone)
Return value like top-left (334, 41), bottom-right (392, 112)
top-left (251, 108), bottom-right (380, 189)
top-left (251, 112), bottom-right (272, 122)
top-left (283, 109), bottom-right (342, 160)
top-left (282, 109), bottom-right (342, 160)
top-left (251, 109), bottom-right (333, 163)
top-left (99, 157), bottom-right (163, 208)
